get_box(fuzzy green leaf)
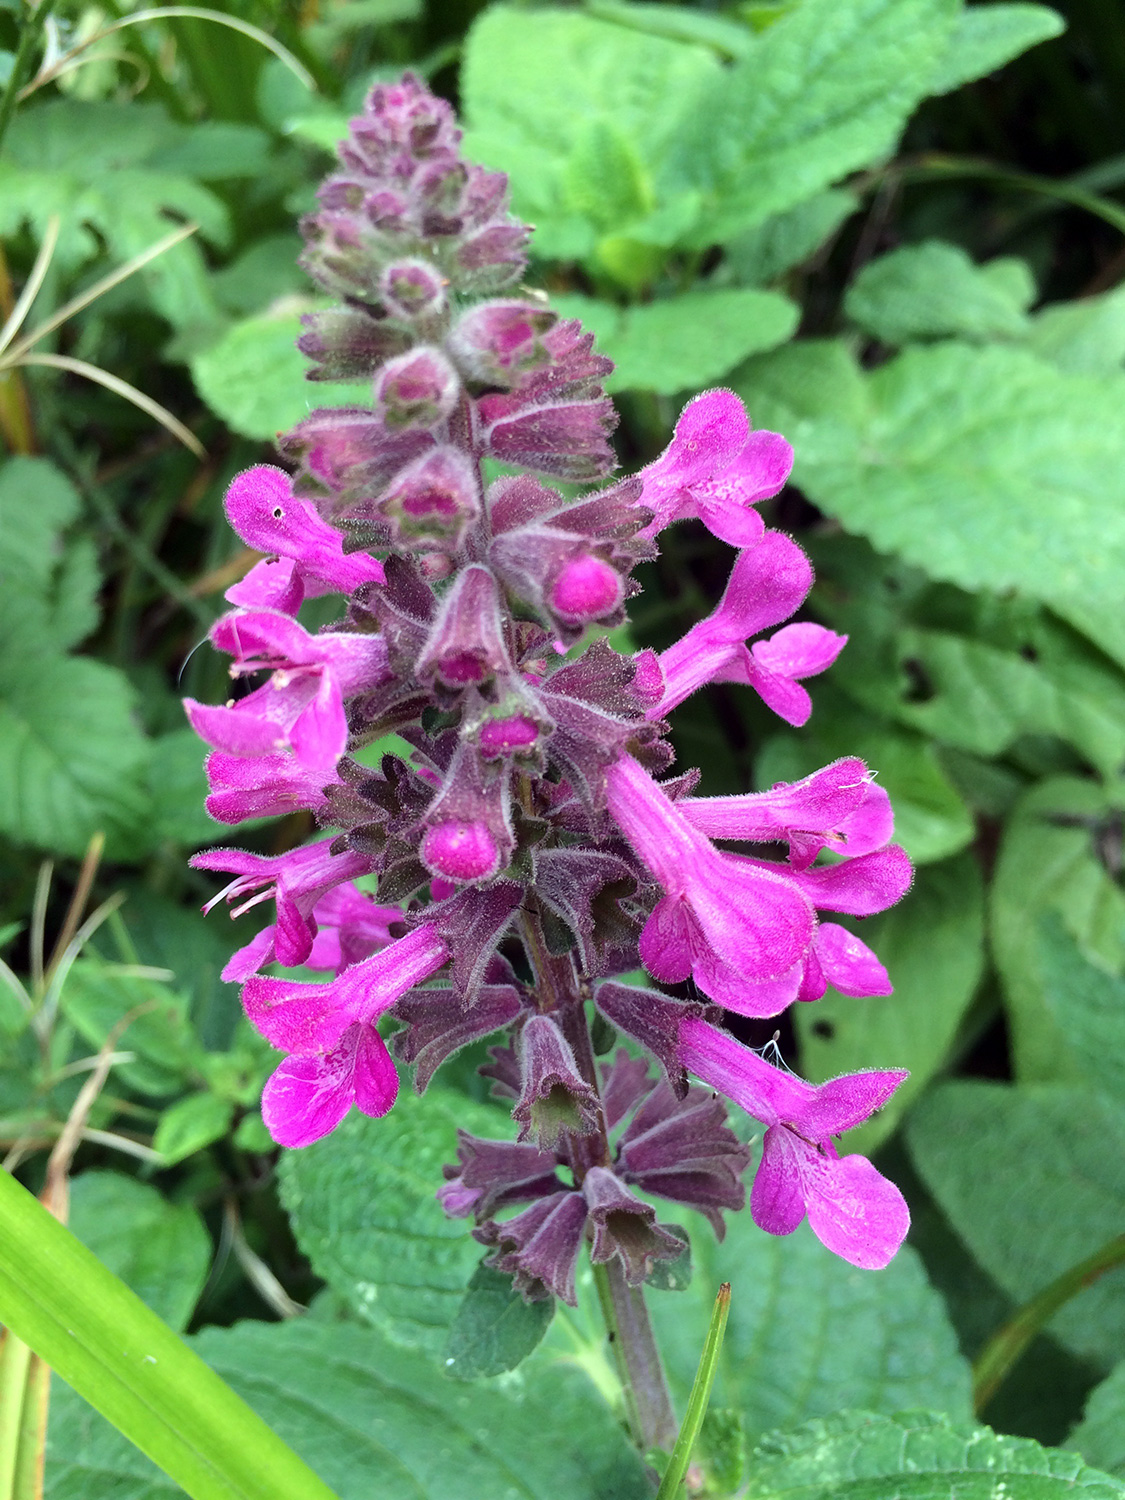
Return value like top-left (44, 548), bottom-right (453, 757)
top-left (280, 1085), bottom-right (514, 1352)
top-left (1070, 1361), bottom-right (1125, 1478)
top-left (845, 241), bottom-right (1034, 343)
top-left (68, 1172), bottom-right (211, 1333)
top-left (45, 1318), bottom-right (650, 1499)
top-left (60, 956), bottom-right (202, 1097)
top-left (990, 778), bottom-right (1125, 1081)
top-left (907, 1080), bottom-right (1125, 1366)
top-left (1027, 285), bottom-right (1125, 375)
top-left (154, 1093), bottom-right (237, 1167)
top-left (444, 1262), bottom-right (555, 1379)
top-left (551, 288), bottom-right (798, 393)
top-left (746, 1408), bottom-right (1124, 1499)
top-left (0, 654), bottom-right (151, 859)
top-left (649, 1214), bottom-right (971, 1438)
top-left (0, 457), bottom-right (99, 654)
top-left (735, 340), bottom-right (1125, 667)
top-left (928, 3), bottom-right (1065, 95)
top-left (723, 190), bottom-right (857, 285)
top-left (1038, 918), bottom-right (1125, 1105)
top-left (190, 304), bottom-right (367, 440)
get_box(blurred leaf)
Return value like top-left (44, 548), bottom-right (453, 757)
top-left (68, 1172), bottom-right (210, 1332)
top-left (758, 698), bottom-right (974, 864)
top-left (648, 1213), bottom-right (971, 1438)
top-left (144, 122), bottom-right (272, 181)
top-left (0, 101), bottom-right (235, 330)
top-left (190, 302), bottom-right (367, 440)
top-left (744, 1408), bottom-right (1123, 1498)
top-left (210, 233), bottom-right (306, 315)
top-left (552, 287), bottom-right (798, 394)
top-left (1027, 285), bottom-right (1125, 375)
top-left (672, 0), bottom-right (959, 247)
top-left (723, 189), bottom-right (857, 285)
top-left (46, 1319), bottom-right (651, 1499)
top-left (736, 340), bottom-right (1125, 668)
top-left (142, 727), bottom-right (223, 850)
top-left (928, 2), bottom-right (1066, 95)
top-left (907, 1080), bottom-right (1125, 1367)
top-left (587, 1), bottom-right (755, 58)
top-left (645, 1225), bottom-right (692, 1291)
top-left (444, 1261), bottom-right (554, 1379)
top-left (990, 778), bottom-right (1125, 1081)
top-left (1070, 1361), bottom-right (1125, 1477)
top-left (845, 241), bottom-right (1034, 343)
top-left (154, 1092), bottom-right (235, 1166)
top-left (794, 852), bottom-right (985, 1151)
top-left (0, 457), bottom-right (99, 655)
top-left (0, 654), bottom-right (151, 859)
top-left (1038, 918), bottom-right (1125, 1104)
top-left (280, 1084), bottom-right (512, 1352)
top-left (61, 956), bottom-right (200, 1096)
top-left (462, 6), bottom-right (719, 261)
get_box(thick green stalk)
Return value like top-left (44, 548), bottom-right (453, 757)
top-left (0, 1169), bottom-right (339, 1500)
top-left (592, 1258), bottom-right (678, 1454)
top-left (973, 1234), bottom-right (1125, 1413)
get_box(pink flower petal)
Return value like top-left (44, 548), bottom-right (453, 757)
top-left (816, 922), bottom-right (892, 997)
top-left (802, 1148), bottom-right (911, 1270)
top-left (261, 1048), bottom-right (354, 1148)
top-left (351, 1027), bottom-right (400, 1118)
top-left (750, 1126), bottom-right (807, 1235)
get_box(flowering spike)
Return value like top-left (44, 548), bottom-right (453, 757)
top-left (186, 70), bottom-right (914, 1297)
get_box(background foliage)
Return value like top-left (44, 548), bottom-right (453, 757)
top-left (3, 0), bottom-right (1125, 1493)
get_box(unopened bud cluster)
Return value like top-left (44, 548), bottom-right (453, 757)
top-left (187, 75), bottom-right (914, 1300)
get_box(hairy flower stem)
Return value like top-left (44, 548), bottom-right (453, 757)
top-left (523, 924), bottom-right (678, 1454)
top-left (592, 1258), bottom-right (678, 1453)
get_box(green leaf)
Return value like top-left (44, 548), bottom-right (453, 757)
top-left (928, 3), bottom-right (1065, 95)
top-left (68, 1172), bottom-right (211, 1333)
top-left (587, 1), bottom-right (755, 59)
top-left (735, 340), bottom-right (1125, 667)
top-left (45, 1318), bottom-right (650, 1499)
top-left (907, 1080), bottom-right (1125, 1366)
top-left (60, 955), bottom-right (201, 1096)
top-left (645, 1225), bottom-right (692, 1291)
top-left (648, 1214), bottom-right (971, 1438)
top-left (990, 778), bottom-right (1125, 1081)
top-left (280, 1084), bottom-right (512, 1352)
top-left (0, 654), bottom-right (151, 859)
top-left (190, 304), bottom-right (368, 440)
top-left (845, 240), bottom-right (1034, 343)
top-left (0, 1168), bottom-right (338, 1500)
top-left (154, 1093), bottom-right (237, 1166)
top-left (1070, 1361), bottom-right (1125, 1477)
top-left (462, 7), bottom-right (719, 260)
top-left (1026, 285), bottom-right (1125, 375)
top-left (551, 288), bottom-right (798, 394)
top-left (745, 1408), bottom-right (1124, 1499)
top-left (757, 697), bottom-right (974, 864)
top-left (444, 1261), bottom-right (555, 1380)
top-left (0, 457), bottom-right (99, 655)
top-left (793, 852), bottom-right (985, 1152)
top-left (723, 189), bottom-right (857, 285)
top-left (1038, 918), bottom-right (1125, 1105)
top-left (672, 0), bottom-right (959, 247)
top-left (143, 727), bottom-right (226, 850)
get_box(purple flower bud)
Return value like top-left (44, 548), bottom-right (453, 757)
top-left (550, 553), bottom-right (624, 624)
top-left (421, 820), bottom-right (502, 883)
top-left (415, 564), bottom-right (510, 688)
top-left (448, 299), bottom-right (557, 386)
top-left (582, 1166), bottom-right (685, 1283)
top-left (298, 307), bottom-right (411, 382)
top-left (377, 447), bottom-right (480, 551)
top-left (512, 1014), bottom-right (600, 1147)
top-left (475, 1190), bottom-right (588, 1304)
top-left (374, 346), bottom-right (460, 430)
top-left (379, 258), bottom-right (447, 320)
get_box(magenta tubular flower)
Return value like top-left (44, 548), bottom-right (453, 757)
top-left (649, 532), bottom-right (846, 725)
top-left (191, 839), bottom-right (378, 968)
top-left (678, 1017), bottom-right (909, 1268)
top-left (244, 924), bottom-right (448, 1147)
top-left (222, 465), bottom-right (386, 613)
top-left (185, 611), bottom-right (389, 773)
top-left (605, 753), bottom-right (815, 992)
top-left (636, 388), bottom-right (793, 545)
top-left (680, 758), bottom-right (894, 869)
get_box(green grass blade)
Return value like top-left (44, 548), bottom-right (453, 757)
top-left (0, 1169), bottom-right (338, 1500)
top-left (655, 1282), bottom-right (731, 1500)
